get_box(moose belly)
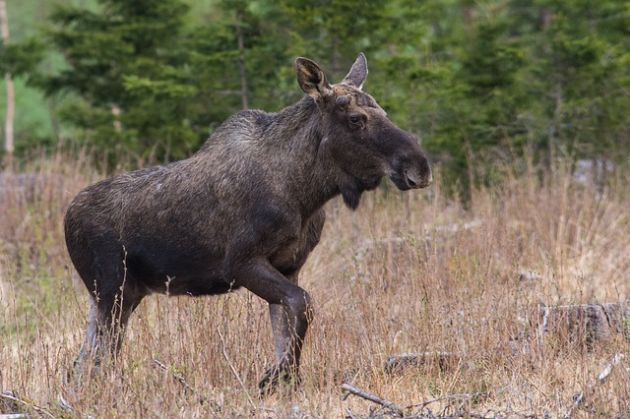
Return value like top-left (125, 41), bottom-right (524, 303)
top-left (125, 241), bottom-right (235, 296)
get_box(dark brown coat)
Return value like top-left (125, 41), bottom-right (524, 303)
top-left (65, 53), bottom-right (431, 391)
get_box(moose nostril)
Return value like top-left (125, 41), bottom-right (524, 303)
top-left (404, 170), bottom-right (419, 187)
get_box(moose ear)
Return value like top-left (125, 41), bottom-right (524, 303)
top-left (296, 57), bottom-right (332, 99)
top-left (342, 52), bottom-right (368, 89)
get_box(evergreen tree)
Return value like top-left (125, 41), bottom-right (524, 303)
top-left (44, 0), bottom-right (199, 162)
top-left (8, 0), bottom-right (627, 187)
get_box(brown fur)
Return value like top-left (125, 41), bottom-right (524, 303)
top-left (64, 53), bottom-right (431, 392)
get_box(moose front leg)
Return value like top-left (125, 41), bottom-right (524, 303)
top-left (260, 302), bottom-right (308, 392)
top-left (232, 259), bottom-right (313, 394)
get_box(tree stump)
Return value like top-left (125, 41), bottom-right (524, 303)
top-left (537, 303), bottom-right (629, 348)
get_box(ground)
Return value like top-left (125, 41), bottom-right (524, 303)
top-left (1, 155), bottom-right (628, 417)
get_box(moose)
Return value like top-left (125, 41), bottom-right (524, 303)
top-left (65, 53), bottom-right (432, 392)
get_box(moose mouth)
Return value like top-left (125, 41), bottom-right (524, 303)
top-left (389, 169), bottom-right (432, 191)
top-left (389, 172), bottom-right (413, 191)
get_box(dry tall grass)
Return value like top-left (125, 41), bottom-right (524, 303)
top-left (0, 155), bottom-right (628, 418)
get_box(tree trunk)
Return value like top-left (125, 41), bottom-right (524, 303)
top-left (540, 7), bottom-right (553, 29)
top-left (548, 83), bottom-right (562, 170)
top-left (462, 5), bottom-right (474, 33)
top-left (111, 104), bottom-right (122, 132)
top-left (235, 13), bottom-right (249, 110)
top-left (0, 0), bottom-right (14, 169)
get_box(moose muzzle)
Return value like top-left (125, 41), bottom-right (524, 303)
top-left (388, 134), bottom-right (432, 191)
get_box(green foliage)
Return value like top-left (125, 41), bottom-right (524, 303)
top-left (3, 0), bottom-right (629, 188)
top-left (40, 0), bottom-right (200, 162)
top-left (0, 38), bottom-right (45, 76)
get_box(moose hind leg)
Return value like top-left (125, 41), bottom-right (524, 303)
top-left (72, 283), bottom-right (143, 382)
top-left (73, 299), bottom-right (99, 374)
top-left (96, 286), bottom-right (143, 360)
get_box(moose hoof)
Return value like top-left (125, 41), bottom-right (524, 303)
top-left (258, 365), bottom-right (300, 397)
top-left (67, 350), bottom-right (104, 387)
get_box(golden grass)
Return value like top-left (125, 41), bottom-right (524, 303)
top-left (0, 155), bottom-right (628, 417)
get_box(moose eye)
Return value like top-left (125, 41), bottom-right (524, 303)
top-left (348, 114), bottom-right (365, 127)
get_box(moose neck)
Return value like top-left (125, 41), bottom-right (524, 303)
top-left (268, 97), bottom-right (341, 218)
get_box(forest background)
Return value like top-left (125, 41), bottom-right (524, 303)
top-left (1, 0), bottom-right (627, 191)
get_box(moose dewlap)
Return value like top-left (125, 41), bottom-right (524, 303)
top-left (64, 53), bottom-right (432, 392)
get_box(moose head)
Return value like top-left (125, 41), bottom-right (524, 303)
top-left (296, 53), bottom-right (432, 209)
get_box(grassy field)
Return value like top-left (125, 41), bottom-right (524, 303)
top-left (0, 155), bottom-right (628, 417)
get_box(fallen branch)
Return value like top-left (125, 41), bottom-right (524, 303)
top-left (0, 391), bottom-right (55, 418)
top-left (405, 391), bottom-right (486, 410)
top-left (152, 358), bottom-right (197, 393)
top-left (341, 383), bottom-right (403, 417)
top-left (55, 395), bottom-right (95, 419)
top-left (344, 407), bottom-right (357, 419)
top-left (385, 352), bottom-right (463, 374)
top-left (563, 352), bottom-right (625, 418)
